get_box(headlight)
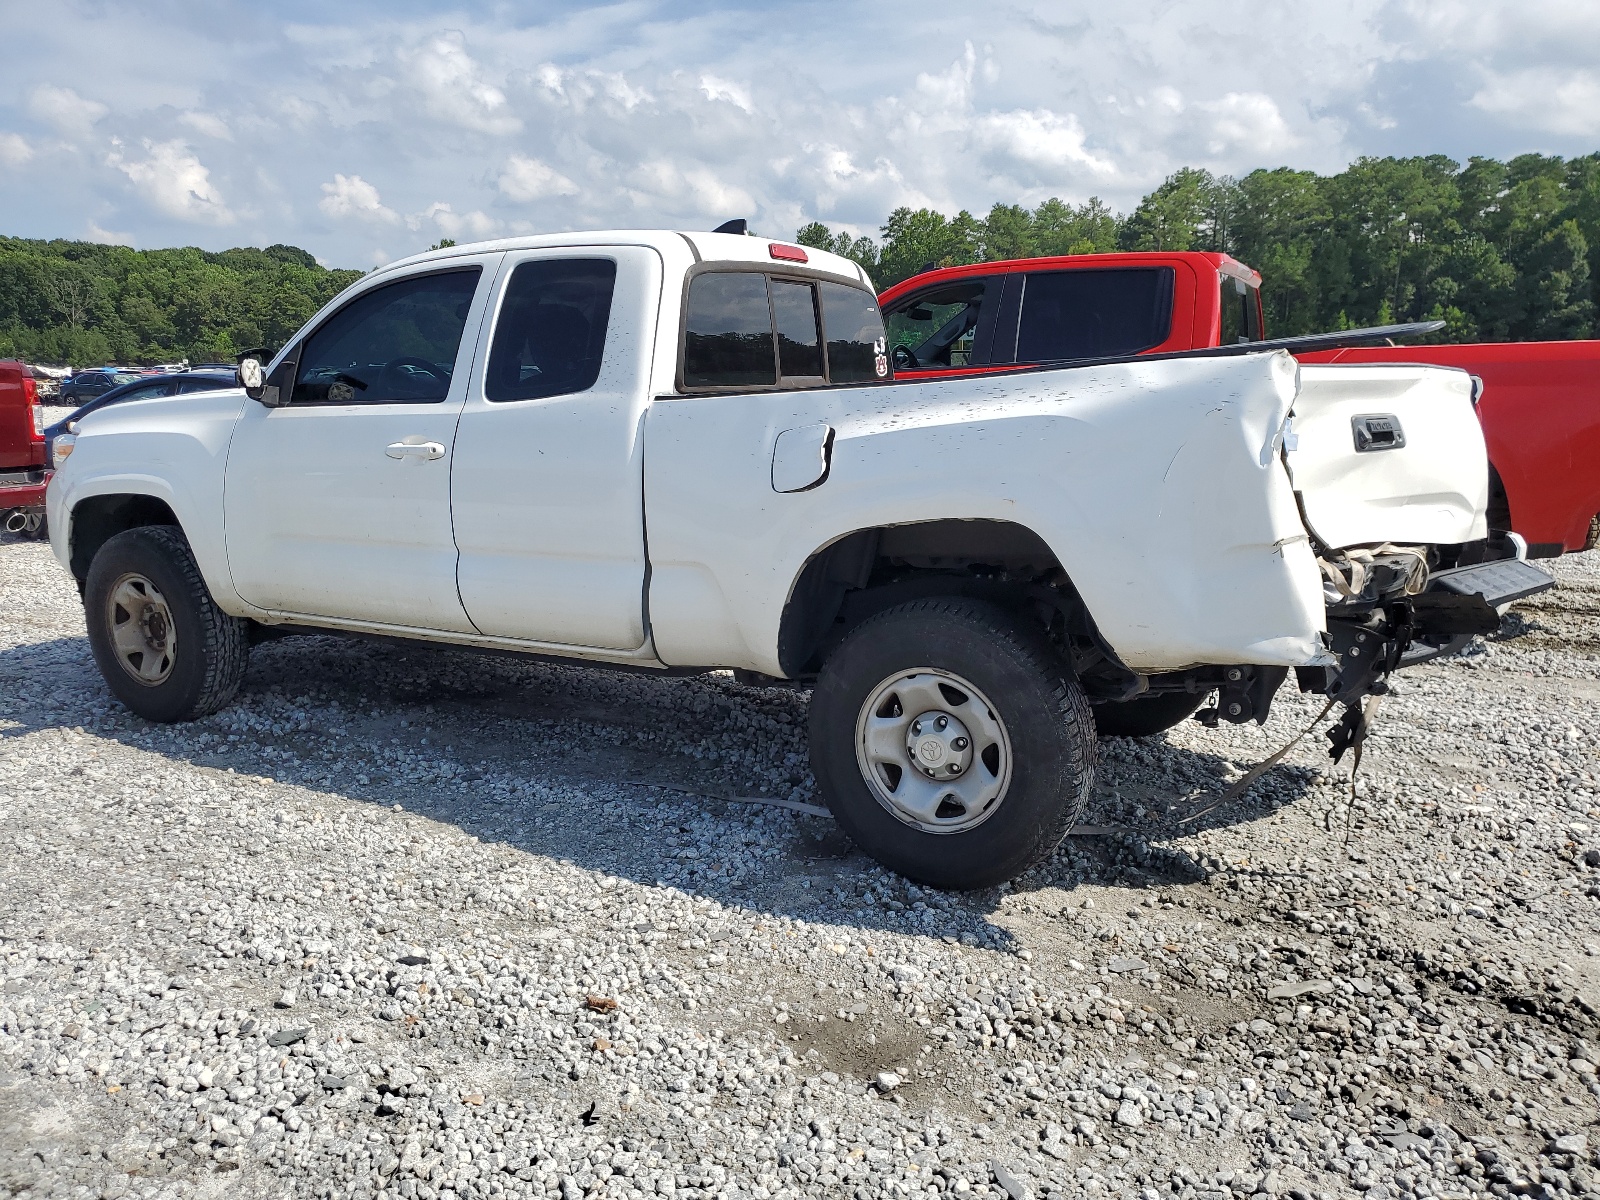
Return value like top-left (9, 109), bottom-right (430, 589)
top-left (51, 432), bottom-right (75, 468)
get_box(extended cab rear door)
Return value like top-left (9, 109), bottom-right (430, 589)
top-left (448, 245), bottom-right (662, 650)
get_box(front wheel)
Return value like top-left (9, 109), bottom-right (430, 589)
top-left (808, 597), bottom-right (1096, 890)
top-left (84, 525), bottom-right (249, 722)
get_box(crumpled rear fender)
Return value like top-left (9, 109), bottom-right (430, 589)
top-left (645, 350), bottom-right (1328, 676)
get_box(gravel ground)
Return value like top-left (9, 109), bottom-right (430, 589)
top-left (1, 533), bottom-right (1596, 1200)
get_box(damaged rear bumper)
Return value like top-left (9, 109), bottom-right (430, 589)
top-left (1304, 553), bottom-right (1554, 705)
top-left (1143, 550), bottom-right (1554, 732)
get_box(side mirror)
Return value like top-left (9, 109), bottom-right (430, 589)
top-left (237, 349), bottom-right (294, 408)
top-left (237, 355), bottom-right (266, 402)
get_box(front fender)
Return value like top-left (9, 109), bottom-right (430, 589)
top-left (46, 389), bottom-right (250, 614)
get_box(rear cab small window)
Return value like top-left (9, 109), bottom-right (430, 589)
top-left (1219, 271), bottom-right (1263, 344)
top-left (681, 270), bottom-right (889, 391)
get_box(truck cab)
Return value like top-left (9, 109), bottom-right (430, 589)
top-left (878, 251), bottom-right (1262, 377)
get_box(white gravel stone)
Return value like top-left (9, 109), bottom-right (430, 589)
top-left (2, 532), bottom-right (1599, 1200)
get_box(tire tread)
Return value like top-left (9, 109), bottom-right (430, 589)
top-left (88, 525), bottom-right (248, 721)
top-left (811, 595), bottom-right (1096, 888)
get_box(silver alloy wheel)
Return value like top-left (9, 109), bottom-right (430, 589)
top-left (106, 572), bottom-right (177, 686)
top-left (854, 667), bottom-right (1013, 834)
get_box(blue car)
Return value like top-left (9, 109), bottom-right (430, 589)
top-left (44, 369), bottom-right (236, 465)
top-left (59, 368), bottom-right (145, 404)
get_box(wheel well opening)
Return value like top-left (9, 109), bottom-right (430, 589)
top-left (70, 494), bottom-right (180, 584)
top-left (777, 519), bottom-right (1137, 697)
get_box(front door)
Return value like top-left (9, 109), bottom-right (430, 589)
top-left (223, 258), bottom-right (499, 632)
top-left (449, 246), bottom-right (660, 649)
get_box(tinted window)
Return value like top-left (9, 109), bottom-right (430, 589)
top-left (819, 282), bottom-right (888, 383)
top-left (1219, 273), bottom-right (1261, 344)
top-left (121, 380), bottom-right (176, 401)
top-left (292, 269), bottom-right (481, 405)
top-left (771, 279), bottom-right (822, 378)
top-left (486, 259), bottom-right (616, 402)
top-left (683, 272), bottom-right (775, 387)
top-left (178, 377), bottom-right (230, 394)
top-left (884, 281), bottom-right (989, 368)
top-left (1013, 268), bottom-right (1173, 362)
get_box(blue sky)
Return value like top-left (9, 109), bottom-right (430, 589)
top-left (2, 0), bottom-right (1598, 268)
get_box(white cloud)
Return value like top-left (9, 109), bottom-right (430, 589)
top-left (397, 31), bottom-right (520, 135)
top-left (699, 75), bottom-right (753, 114)
top-left (626, 160), bottom-right (755, 221)
top-left (86, 220), bottom-right (134, 246)
top-left (109, 139), bottom-right (233, 225)
top-left (180, 111), bottom-right (232, 140)
top-left (412, 202), bottom-right (498, 240)
top-left (27, 85), bottom-right (108, 140)
top-left (498, 155), bottom-right (579, 202)
top-left (0, 133), bottom-right (32, 166)
top-left (4, 0), bottom-right (1600, 264)
top-left (319, 174), bottom-right (400, 225)
top-left (1192, 92), bottom-right (1299, 157)
top-left (1470, 67), bottom-right (1600, 136)
top-left (976, 109), bottom-right (1116, 175)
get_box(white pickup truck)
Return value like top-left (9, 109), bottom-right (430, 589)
top-left (46, 229), bottom-right (1552, 888)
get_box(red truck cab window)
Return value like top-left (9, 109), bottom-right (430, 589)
top-left (1000, 267), bottom-right (1174, 364)
top-left (885, 280), bottom-right (996, 372)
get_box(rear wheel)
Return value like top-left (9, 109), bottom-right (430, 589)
top-left (809, 597), bottom-right (1096, 889)
top-left (84, 526), bottom-right (249, 722)
top-left (1091, 690), bottom-right (1209, 738)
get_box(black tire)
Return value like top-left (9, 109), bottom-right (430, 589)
top-left (808, 596), bottom-right (1096, 890)
top-left (84, 525), bottom-right (249, 723)
top-left (1092, 690), bottom-right (1209, 738)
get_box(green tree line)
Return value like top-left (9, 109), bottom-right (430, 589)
top-left (799, 153), bottom-right (1600, 342)
top-left (0, 238), bottom-right (362, 367)
top-left (4, 151), bottom-right (1596, 365)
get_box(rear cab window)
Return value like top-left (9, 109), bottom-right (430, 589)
top-left (1219, 271), bottom-right (1263, 344)
top-left (681, 270), bottom-right (888, 391)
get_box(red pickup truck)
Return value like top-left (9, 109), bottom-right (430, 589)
top-left (879, 252), bottom-right (1600, 558)
top-left (0, 359), bottom-right (50, 537)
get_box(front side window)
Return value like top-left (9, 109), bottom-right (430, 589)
top-left (292, 268), bottom-right (481, 405)
top-left (884, 281), bottom-right (989, 369)
top-left (1013, 267), bottom-right (1174, 362)
top-left (486, 259), bottom-right (617, 402)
